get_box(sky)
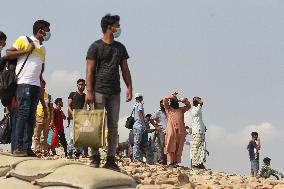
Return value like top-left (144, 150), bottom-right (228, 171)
top-left (0, 0), bottom-right (283, 175)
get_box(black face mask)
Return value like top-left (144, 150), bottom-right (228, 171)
top-left (170, 100), bottom-right (179, 109)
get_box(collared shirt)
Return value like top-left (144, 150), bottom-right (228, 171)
top-left (13, 35), bottom-right (46, 86)
top-left (191, 104), bottom-right (206, 134)
top-left (151, 110), bottom-right (168, 129)
top-left (257, 164), bottom-right (283, 179)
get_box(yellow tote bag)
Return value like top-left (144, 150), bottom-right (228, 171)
top-left (73, 107), bottom-right (107, 148)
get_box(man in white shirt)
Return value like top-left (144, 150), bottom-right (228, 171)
top-left (6, 20), bottom-right (51, 157)
top-left (190, 97), bottom-right (207, 169)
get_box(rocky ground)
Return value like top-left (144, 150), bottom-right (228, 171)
top-left (1, 148), bottom-right (284, 189)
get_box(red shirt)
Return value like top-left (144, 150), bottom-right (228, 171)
top-left (53, 109), bottom-right (64, 133)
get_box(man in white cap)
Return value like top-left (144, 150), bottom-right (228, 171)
top-left (132, 93), bottom-right (147, 162)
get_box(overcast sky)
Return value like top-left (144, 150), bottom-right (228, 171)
top-left (0, 0), bottom-right (283, 175)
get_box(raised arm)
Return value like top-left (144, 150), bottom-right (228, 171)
top-left (179, 98), bottom-right (191, 112)
top-left (163, 92), bottom-right (178, 110)
top-left (120, 60), bottom-right (132, 102)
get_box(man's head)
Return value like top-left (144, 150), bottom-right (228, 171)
top-left (193, 97), bottom-right (202, 107)
top-left (101, 14), bottom-right (121, 38)
top-left (170, 99), bottom-right (179, 109)
top-left (263, 157), bottom-right (271, 166)
top-left (135, 93), bottom-right (143, 102)
top-left (145, 114), bottom-right (152, 122)
top-left (55, 98), bottom-right (63, 109)
top-left (251, 132), bottom-right (258, 140)
top-left (33, 20), bottom-right (51, 42)
top-left (0, 31), bottom-right (7, 50)
top-left (77, 79), bottom-right (85, 92)
top-left (159, 99), bottom-right (165, 111)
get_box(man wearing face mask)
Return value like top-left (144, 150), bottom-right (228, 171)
top-left (85, 14), bottom-right (132, 170)
top-left (6, 20), bottom-right (51, 157)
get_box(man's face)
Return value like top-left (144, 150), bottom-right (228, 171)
top-left (265, 161), bottom-right (271, 166)
top-left (0, 40), bottom-right (6, 48)
top-left (160, 102), bottom-right (164, 109)
top-left (39, 26), bottom-right (50, 41)
top-left (77, 82), bottom-right (85, 92)
top-left (110, 21), bottom-right (120, 33)
top-left (253, 135), bottom-right (258, 140)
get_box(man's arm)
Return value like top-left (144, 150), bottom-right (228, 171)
top-left (150, 118), bottom-right (160, 131)
top-left (85, 59), bottom-right (96, 104)
top-left (179, 98), bottom-right (191, 112)
top-left (163, 92), bottom-right (178, 111)
top-left (40, 63), bottom-right (45, 82)
top-left (5, 43), bottom-right (34, 60)
top-left (120, 60), bottom-right (132, 102)
top-left (68, 98), bottom-right (73, 117)
top-left (138, 110), bottom-right (147, 131)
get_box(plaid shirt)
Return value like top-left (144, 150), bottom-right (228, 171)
top-left (257, 164), bottom-right (283, 179)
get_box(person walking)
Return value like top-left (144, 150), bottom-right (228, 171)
top-left (67, 79), bottom-right (88, 158)
top-left (85, 14), bottom-right (133, 170)
top-left (6, 20), bottom-right (51, 157)
top-left (163, 92), bottom-right (191, 167)
top-left (190, 97), bottom-right (208, 169)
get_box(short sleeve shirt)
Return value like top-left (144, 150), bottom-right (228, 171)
top-left (86, 39), bottom-right (129, 94)
top-left (68, 92), bottom-right (85, 118)
top-left (151, 110), bottom-right (168, 129)
top-left (13, 35), bottom-right (46, 86)
top-left (247, 140), bottom-right (259, 161)
top-left (133, 103), bottom-right (144, 129)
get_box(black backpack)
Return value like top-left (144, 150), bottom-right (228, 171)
top-left (0, 115), bottom-right (11, 144)
top-left (0, 36), bottom-right (32, 106)
top-left (125, 106), bottom-right (135, 130)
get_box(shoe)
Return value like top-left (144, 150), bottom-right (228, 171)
top-left (168, 163), bottom-right (178, 168)
top-left (103, 156), bottom-right (120, 171)
top-left (13, 148), bottom-right (28, 157)
top-left (27, 149), bottom-right (40, 158)
top-left (90, 155), bottom-right (101, 168)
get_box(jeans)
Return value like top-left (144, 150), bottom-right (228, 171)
top-left (133, 127), bottom-right (143, 161)
top-left (155, 129), bottom-right (167, 163)
top-left (15, 84), bottom-right (40, 150)
top-left (91, 92), bottom-right (120, 157)
top-left (251, 159), bottom-right (259, 172)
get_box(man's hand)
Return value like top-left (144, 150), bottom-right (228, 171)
top-left (172, 92), bottom-right (179, 98)
top-left (155, 126), bottom-right (161, 132)
top-left (85, 91), bottom-right (94, 104)
top-left (126, 88), bottom-right (132, 102)
top-left (26, 43), bottom-right (35, 54)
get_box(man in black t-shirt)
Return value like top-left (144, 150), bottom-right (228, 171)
top-left (85, 14), bottom-right (133, 170)
top-left (67, 79), bottom-right (88, 158)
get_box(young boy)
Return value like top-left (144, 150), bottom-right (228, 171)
top-left (52, 98), bottom-right (68, 157)
top-left (258, 157), bottom-right (284, 180)
top-left (247, 132), bottom-right (261, 177)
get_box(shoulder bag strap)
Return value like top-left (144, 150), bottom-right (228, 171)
top-left (16, 36), bottom-right (32, 77)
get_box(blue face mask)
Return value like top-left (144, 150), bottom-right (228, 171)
top-left (113, 28), bottom-right (121, 38)
top-left (43, 32), bottom-right (51, 41)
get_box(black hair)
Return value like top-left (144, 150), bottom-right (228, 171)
top-left (101, 14), bottom-right (120, 34)
top-left (146, 114), bottom-right (152, 118)
top-left (33, 20), bottom-right (50, 35)
top-left (55, 98), bottom-right (62, 105)
top-left (135, 96), bottom-right (143, 101)
top-left (251, 132), bottom-right (258, 138)
top-left (160, 99), bottom-right (163, 104)
top-left (0, 31), bottom-right (7, 41)
top-left (263, 157), bottom-right (271, 163)
top-left (193, 97), bottom-right (200, 107)
top-left (170, 99), bottom-right (179, 109)
top-left (77, 79), bottom-right (85, 84)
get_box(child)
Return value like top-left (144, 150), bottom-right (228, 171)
top-left (164, 92), bottom-right (191, 167)
top-left (52, 98), bottom-right (68, 157)
top-left (247, 132), bottom-right (261, 177)
top-left (258, 157), bottom-right (283, 180)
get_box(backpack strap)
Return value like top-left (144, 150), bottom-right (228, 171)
top-left (16, 36), bottom-right (32, 77)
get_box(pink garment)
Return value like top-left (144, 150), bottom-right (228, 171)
top-left (165, 107), bottom-right (187, 164)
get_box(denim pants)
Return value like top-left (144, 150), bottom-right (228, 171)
top-left (15, 84), bottom-right (40, 150)
top-left (91, 92), bottom-right (120, 157)
top-left (10, 108), bottom-right (17, 153)
top-left (133, 127), bottom-right (143, 161)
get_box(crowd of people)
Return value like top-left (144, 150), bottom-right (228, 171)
top-left (0, 14), bottom-right (282, 179)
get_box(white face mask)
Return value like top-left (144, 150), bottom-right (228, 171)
top-left (113, 28), bottom-right (121, 38)
top-left (0, 46), bottom-right (3, 52)
top-left (43, 32), bottom-right (51, 41)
